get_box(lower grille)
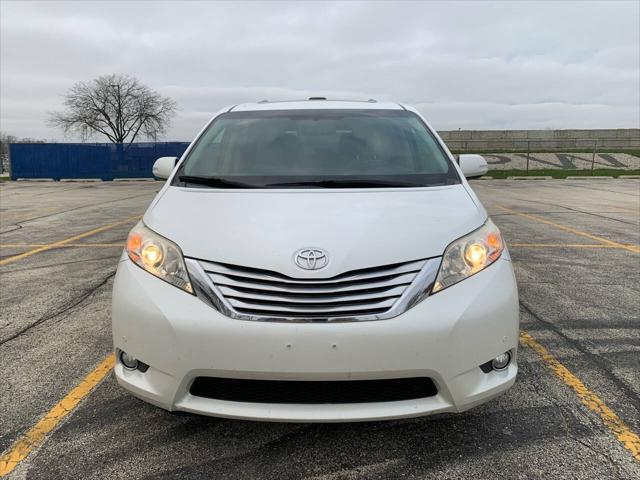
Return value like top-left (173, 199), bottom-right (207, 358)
top-left (189, 377), bottom-right (438, 404)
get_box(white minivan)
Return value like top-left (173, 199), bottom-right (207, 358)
top-left (112, 99), bottom-right (519, 422)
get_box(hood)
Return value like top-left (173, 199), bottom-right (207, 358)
top-left (144, 185), bottom-right (485, 278)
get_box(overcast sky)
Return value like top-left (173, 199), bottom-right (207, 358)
top-left (1, 0), bottom-right (639, 141)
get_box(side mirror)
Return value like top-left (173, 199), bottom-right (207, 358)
top-left (458, 154), bottom-right (488, 179)
top-left (152, 156), bottom-right (178, 180)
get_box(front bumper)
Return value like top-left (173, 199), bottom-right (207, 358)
top-left (112, 256), bottom-right (519, 422)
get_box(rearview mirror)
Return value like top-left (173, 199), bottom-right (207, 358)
top-left (458, 154), bottom-right (488, 179)
top-left (152, 156), bottom-right (178, 180)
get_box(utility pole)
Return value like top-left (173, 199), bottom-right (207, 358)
top-left (108, 83), bottom-right (122, 143)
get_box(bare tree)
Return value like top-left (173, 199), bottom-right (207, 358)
top-left (48, 74), bottom-right (176, 145)
top-left (0, 132), bottom-right (17, 174)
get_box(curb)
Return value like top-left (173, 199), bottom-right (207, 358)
top-left (565, 176), bottom-right (614, 180)
top-left (112, 178), bottom-right (156, 182)
top-left (477, 175), bottom-right (637, 181)
top-left (60, 178), bottom-right (102, 182)
top-left (507, 176), bottom-right (553, 180)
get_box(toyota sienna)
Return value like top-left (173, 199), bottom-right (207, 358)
top-left (112, 99), bottom-right (519, 422)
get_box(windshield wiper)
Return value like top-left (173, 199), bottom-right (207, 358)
top-left (265, 179), bottom-right (425, 188)
top-left (178, 175), bottom-right (264, 189)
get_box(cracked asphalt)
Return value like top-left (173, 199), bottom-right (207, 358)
top-left (0, 179), bottom-right (639, 479)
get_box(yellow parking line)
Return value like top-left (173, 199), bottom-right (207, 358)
top-left (0, 354), bottom-right (116, 476)
top-left (520, 331), bottom-right (640, 461)
top-left (1, 334), bottom-right (637, 474)
top-left (499, 206), bottom-right (640, 253)
top-left (509, 243), bottom-right (627, 249)
top-left (0, 242), bottom-right (626, 250)
top-left (0, 216), bottom-right (139, 266)
top-left (0, 243), bottom-right (123, 248)
top-left (4, 242), bottom-right (622, 250)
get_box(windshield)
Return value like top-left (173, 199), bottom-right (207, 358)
top-left (173, 109), bottom-right (460, 188)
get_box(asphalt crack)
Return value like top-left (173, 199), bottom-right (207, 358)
top-left (520, 300), bottom-right (640, 414)
top-left (507, 196), bottom-right (639, 227)
top-left (533, 381), bottom-right (622, 473)
top-left (0, 191), bottom-right (154, 235)
top-left (0, 271), bottom-right (115, 346)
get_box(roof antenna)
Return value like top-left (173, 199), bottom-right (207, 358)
top-left (258, 99), bottom-right (269, 103)
top-left (367, 98), bottom-right (377, 103)
top-left (308, 96), bottom-right (327, 100)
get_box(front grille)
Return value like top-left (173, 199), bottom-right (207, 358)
top-left (197, 258), bottom-right (428, 319)
top-left (189, 377), bottom-right (438, 404)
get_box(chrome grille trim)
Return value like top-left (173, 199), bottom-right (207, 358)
top-left (227, 297), bottom-right (398, 314)
top-left (209, 271), bottom-right (416, 294)
top-left (198, 259), bottom-right (426, 284)
top-left (218, 285), bottom-right (408, 304)
top-left (185, 257), bottom-right (441, 323)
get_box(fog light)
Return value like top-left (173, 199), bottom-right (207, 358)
top-left (119, 351), bottom-right (138, 370)
top-left (491, 352), bottom-right (511, 371)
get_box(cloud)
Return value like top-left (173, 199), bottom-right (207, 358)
top-left (1, 0), bottom-right (638, 141)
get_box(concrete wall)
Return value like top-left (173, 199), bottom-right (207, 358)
top-left (437, 129), bottom-right (640, 152)
top-left (482, 152), bottom-right (638, 170)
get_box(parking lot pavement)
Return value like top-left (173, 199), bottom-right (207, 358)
top-left (1, 179), bottom-right (638, 479)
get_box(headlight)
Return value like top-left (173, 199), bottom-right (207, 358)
top-left (126, 222), bottom-right (193, 294)
top-left (432, 219), bottom-right (504, 293)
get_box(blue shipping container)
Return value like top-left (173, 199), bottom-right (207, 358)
top-left (9, 142), bottom-right (190, 180)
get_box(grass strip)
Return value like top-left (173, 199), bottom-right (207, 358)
top-left (483, 169), bottom-right (640, 179)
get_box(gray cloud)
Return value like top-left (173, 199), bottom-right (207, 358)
top-left (1, 0), bottom-right (638, 141)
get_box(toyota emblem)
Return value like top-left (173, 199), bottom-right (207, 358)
top-left (294, 248), bottom-right (329, 270)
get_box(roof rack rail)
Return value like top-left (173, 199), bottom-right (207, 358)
top-left (253, 98), bottom-right (380, 104)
